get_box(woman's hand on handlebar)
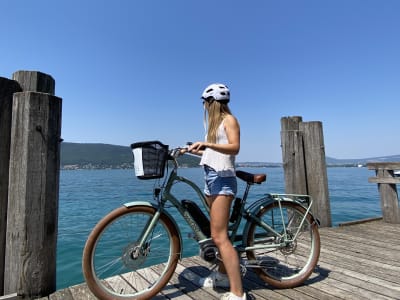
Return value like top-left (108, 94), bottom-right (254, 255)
top-left (188, 141), bottom-right (206, 155)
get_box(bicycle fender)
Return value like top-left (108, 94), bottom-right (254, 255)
top-left (242, 195), bottom-right (274, 239)
top-left (124, 201), bottom-right (155, 208)
top-left (123, 201), bottom-right (183, 259)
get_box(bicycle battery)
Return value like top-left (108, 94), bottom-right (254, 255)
top-left (230, 197), bottom-right (242, 223)
top-left (181, 200), bottom-right (211, 237)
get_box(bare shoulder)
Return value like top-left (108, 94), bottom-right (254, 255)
top-left (224, 114), bottom-right (240, 128)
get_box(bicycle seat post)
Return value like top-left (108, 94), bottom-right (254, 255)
top-left (242, 182), bottom-right (252, 203)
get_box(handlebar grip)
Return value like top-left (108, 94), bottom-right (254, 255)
top-left (186, 142), bottom-right (206, 151)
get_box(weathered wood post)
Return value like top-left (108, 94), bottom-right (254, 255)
top-left (280, 116), bottom-right (307, 195)
top-left (300, 121), bottom-right (331, 227)
top-left (367, 162), bottom-right (400, 223)
top-left (281, 116), bottom-right (331, 227)
top-left (4, 71), bottom-right (62, 298)
top-left (0, 78), bottom-right (22, 296)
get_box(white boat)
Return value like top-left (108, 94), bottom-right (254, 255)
top-left (395, 170), bottom-right (400, 177)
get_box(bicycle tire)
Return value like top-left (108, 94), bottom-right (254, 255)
top-left (82, 205), bottom-right (181, 300)
top-left (245, 201), bottom-right (320, 288)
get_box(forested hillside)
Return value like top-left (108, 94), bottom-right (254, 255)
top-left (60, 142), bottom-right (200, 169)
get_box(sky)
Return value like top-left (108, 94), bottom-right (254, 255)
top-left (1, 0), bottom-right (399, 162)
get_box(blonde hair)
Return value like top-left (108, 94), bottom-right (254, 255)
top-left (206, 101), bottom-right (232, 143)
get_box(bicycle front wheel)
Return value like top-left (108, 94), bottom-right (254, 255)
top-left (82, 205), bottom-right (181, 300)
top-left (245, 201), bottom-right (320, 288)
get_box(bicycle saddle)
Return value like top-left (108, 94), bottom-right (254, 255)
top-left (236, 170), bottom-right (267, 184)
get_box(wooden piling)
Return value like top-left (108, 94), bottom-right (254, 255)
top-left (280, 116), bottom-right (307, 195)
top-left (4, 71), bottom-right (62, 298)
top-left (0, 78), bottom-right (22, 296)
top-left (300, 121), bottom-right (331, 227)
top-left (280, 116), bottom-right (331, 227)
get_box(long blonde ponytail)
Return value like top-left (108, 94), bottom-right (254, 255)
top-left (206, 101), bottom-right (232, 143)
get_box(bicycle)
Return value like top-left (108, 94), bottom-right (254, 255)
top-left (82, 141), bottom-right (321, 300)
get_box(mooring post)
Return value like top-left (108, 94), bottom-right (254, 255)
top-left (280, 116), bottom-right (307, 195)
top-left (0, 78), bottom-right (22, 296)
top-left (4, 71), bottom-right (62, 297)
top-left (300, 121), bottom-right (331, 227)
top-left (280, 116), bottom-right (332, 227)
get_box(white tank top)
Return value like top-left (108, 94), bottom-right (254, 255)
top-left (200, 120), bottom-right (236, 177)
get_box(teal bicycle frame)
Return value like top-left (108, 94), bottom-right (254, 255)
top-left (125, 150), bottom-right (318, 258)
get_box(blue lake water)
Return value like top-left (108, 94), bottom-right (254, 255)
top-left (57, 167), bottom-right (381, 290)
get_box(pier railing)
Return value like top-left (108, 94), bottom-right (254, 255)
top-left (367, 162), bottom-right (400, 223)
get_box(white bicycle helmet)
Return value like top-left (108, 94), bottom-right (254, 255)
top-left (201, 83), bottom-right (230, 102)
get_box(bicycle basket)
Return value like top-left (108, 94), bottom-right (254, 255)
top-left (130, 141), bottom-right (169, 180)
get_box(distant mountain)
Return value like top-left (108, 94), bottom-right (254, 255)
top-left (60, 142), bottom-right (200, 169)
top-left (61, 143), bottom-right (133, 169)
top-left (60, 142), bottom-right (400, 169)
top-left (325, 155), bottom-right (400, 166)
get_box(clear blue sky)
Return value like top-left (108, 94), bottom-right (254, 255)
top-left (1, 0), bottom-right (399, 162)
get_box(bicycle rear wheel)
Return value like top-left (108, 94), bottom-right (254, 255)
top-left (245, 201), bottom-right (320, 288)
top-left (82, 205), bottom-right (181, 300)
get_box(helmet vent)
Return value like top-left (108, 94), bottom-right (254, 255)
top-left (201, 83), bottom-right (230, 102)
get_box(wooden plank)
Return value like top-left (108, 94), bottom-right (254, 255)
top-left (186, 255), bottom-right (291, 300)
top-left (316, 264), bottom-right (399, 299)
top-left (339, 216), bottom-right (383, 226)
top-left (48, 288), bottom-right (74, 300)
top-left (368, 177), bottom-right (400, 184)
top-left (321, 235), bottom-right (400, 267)
top-left (150, 264), bottom-right (194, 299)
top-left (67, 284), bottom-right (97, 300)
top-left (367, 168), bottom-right (400, 223)
top-left (315, 253), bottom-right (400, 298)
top-left (106, 274), bottom-right (138, 295)
top-left (46, 221), bottom-right (400, 300)
top-left (174, 260), bottom-right (225, 299)
top-left (367, 162), bottom-right (400, 170)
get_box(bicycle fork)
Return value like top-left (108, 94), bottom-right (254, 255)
top-left (130, 209), bottom-right (163, 259)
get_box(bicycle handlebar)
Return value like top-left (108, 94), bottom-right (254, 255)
top-left (169, 142), bottom-right (205, 160)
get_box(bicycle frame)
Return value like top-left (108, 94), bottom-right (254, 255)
top-left (83, 145), bottom-right (321, 299)
top-left (161, 166), bottom-right (211, 242)
top-left (126, 150), bottom-right (317, 258)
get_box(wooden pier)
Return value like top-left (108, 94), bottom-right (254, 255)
top-left (28, 219), bottom-right (399, 300)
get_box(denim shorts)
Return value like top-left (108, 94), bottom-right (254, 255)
top-left (203, 165), bottom-right (237, 197)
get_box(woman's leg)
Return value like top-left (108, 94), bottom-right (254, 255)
top-left (210, 195), bottom-right (243, 297)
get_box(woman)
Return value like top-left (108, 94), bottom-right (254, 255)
top-left (189, 83), bottom-right (246, 300)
